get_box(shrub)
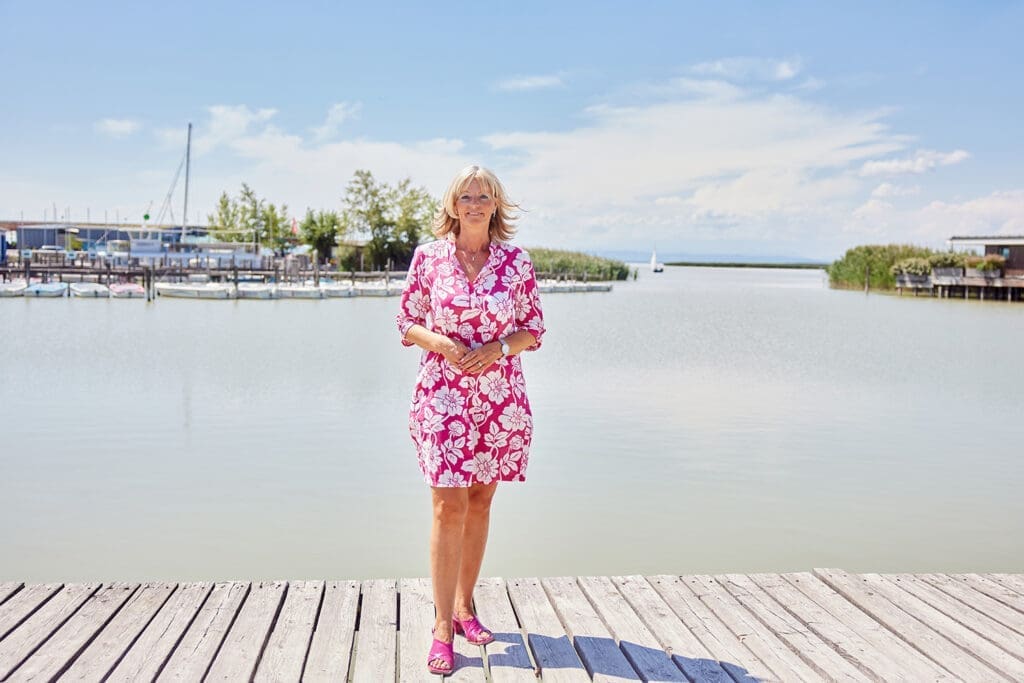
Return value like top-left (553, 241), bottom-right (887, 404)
top-left (526, 248), bottom-right (630, 280)
top-left (975, 254), bottom-right (1006, 272)
top-left (828, 244), bottom-right (936, 290)
top-left (965, 255), bottom-right (983, 268)
top-left (928, 252), bottom-right (966, 269)
top-left (890, 258), bottom-right (931, 277)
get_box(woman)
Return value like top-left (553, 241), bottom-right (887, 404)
top-left (397, 165), bottom-right (544, 675)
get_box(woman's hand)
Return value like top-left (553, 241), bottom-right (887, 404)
top-left (437, 337), bottom-right (471, 367)
top-left (457, 341), bottom-right (503, 375)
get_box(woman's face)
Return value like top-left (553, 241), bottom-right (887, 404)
top-left (454, 179), bottom-right (495, 233)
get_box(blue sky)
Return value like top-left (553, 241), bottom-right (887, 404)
top-left (2, 0), bottom-right (1022, 259)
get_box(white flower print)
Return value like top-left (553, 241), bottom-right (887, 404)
top-left (478, 371), bottom-right (510, 404)
top-left (484, 422), bottom-right (509, 451)
top-left (437, 470), bottom-right (468, 487)
top-left (462, 452), bottom-right (498, 484)
top-left (432, 386), bottom-right (465, 416)
top-left (499, 404), bottom-right (530, 432)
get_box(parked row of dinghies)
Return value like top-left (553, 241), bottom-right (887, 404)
top-left (0, 281), bottom-right (146, 298)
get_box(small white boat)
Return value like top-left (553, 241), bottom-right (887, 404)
top-left (650, 248), bottom-right (664, 273)
top-left (0, 281), bottom-right (27, 297)
top-left (25, 282), bottom-right (69, 297)
top-left (276, 284), bottom-right (325, 299)
top-left (353, 281), bottom-right (394, 297)
top-left (70, 282), bottom-right (110, 298)
top-left (156, 282), bottom-right (235, 299)
top-left (109, 283), bottom-right (146, 298)
top-left (320, 283), bottom-right (355, 298)
top-left (236, 283), bottom-right (276, 299)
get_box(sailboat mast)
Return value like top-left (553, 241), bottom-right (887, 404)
top-left (182, 122), bottom-right (192, 244)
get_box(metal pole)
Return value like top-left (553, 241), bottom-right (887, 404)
top-left (182, 122), bottom-right (192, 245)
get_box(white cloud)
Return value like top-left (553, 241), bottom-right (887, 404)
top-left (95, 118), bottom-right (141, 137)
top-left (310, 102), bottom-right (362, 142)
top-left (871, 182), bottom-right (920, 198)
top-left (690, 57), bottom-right (802, 82)
top-left (859, 149), bottom-right (969, 176)
top-left (495, 74), bottom-right (563, 91)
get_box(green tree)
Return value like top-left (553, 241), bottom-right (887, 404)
top-left (207, 191), bottom-right (244, 241)
top-left (262, 202), bottom-right (291, 256)
top-left (237, 183), bottom-right (264, 248)
top-left (299, 209), bottom-right (343, 263)
top-left (340, 170), bottom-right (435, 269)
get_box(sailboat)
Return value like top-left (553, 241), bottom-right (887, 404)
top-left (650, 248), bottom-right (664, 273)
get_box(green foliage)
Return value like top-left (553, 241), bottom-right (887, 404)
top-left (299, 209), bottom-right (343, 263)
top-left (828, 244), bottom-right (939, 290)
top-left (207, 183), bottom-right (289, 250)
top-left (526, 247), bottom-right (630, 280)
top-left (928, 251), bottom-right (965, 269)
top-left (341, 170), bottom-right (435, 270)
top-left (975, 254), bottom-right (1006, 272)
top-left (890, 257), bottom-right (931, 277)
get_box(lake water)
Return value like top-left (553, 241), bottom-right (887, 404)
top-left (2, 267), bottom-right (1023, 581)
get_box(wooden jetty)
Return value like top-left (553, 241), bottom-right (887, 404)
top-left (1, 570), bottom-right (1023, 681)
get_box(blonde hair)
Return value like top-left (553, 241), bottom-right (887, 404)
top-left (433, 165), bottom-right (520, 242)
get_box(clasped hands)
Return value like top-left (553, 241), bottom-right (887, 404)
top-left (440, 338), bottom-right (502, 375)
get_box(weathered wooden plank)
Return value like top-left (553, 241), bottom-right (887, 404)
top-left (813, 569), bottom-right (1008, 681)
top-left (888, 573), bottom-right (1024, 655)
top-left (782, 572), bottom-right (953, 681)
top-left (752, 573), bottom-right (934, 682)
top-left (954, 574), bottom-right (1024, 616)
top-left (0, 583), bottom-right (62, 641)
top-left (350, 578), bottom-right (397, 682)
top-left (158, 581), bottom-right (249, 681)
top-left (612, 576), bottom-right (736, 682)
top-left (717, 574), bottom-right (871, 682)
top-left (920, 574), bottom-right (1024, 634)
top-left (206, 580), bottom-right (286, 681)
top-left (9, 582), bottom-right (138, 681)
top-left (647, 574), bottom-right (778, 682)
top-left (473, 577), bottom-right (537, 683)
top-left (105, 582), bottom-right (212, 682)
top-left (541, 576), bottom-right (640, 682)
top-left (577, 576), bottom-right (687, 682)
top-left (254, 580), bottom-right (322, 682)
top-left (506, 577), bottom-right (589, 682)
top-left (302, 580), bottom-right (359, 683)
top-left (880, 574), bottom-right (1024, 662)
top-left (0, 583), bottom-right (23, 606)
top-left (0, 582), bottom-right (100, 680)
top-left (682, 575), bottom-right (820, 682)
top-left (449, 613), bottom-right (486, 682)
top-left (398, 578), bottom-right (443, 682)
top-left (55, 582), bottom-right (175, 681)
top-left (987, 573), bottom-right (1024, 596)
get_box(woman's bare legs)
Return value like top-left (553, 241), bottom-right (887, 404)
top-left (454, 483), bottom-right (497, 628)
top-left (430, 482), bottom-right (498, 670)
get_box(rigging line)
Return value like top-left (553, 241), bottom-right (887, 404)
top-left (154, 151), bottom-right (187, 228)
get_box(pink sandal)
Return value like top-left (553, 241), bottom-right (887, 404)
top-left (427, 632), bottom-right (454, 675)
top-left (452, 614), bottom-right (495, 645)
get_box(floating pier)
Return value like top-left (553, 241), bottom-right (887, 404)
top-left (1, 570), bottom-right (1023, 681)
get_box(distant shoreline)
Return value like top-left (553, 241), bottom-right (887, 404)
top-left (664, 261), bottom-right (828, 270)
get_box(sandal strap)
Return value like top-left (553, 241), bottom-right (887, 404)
top-left (427, 637), bottom-right (454, 672)
top-left (454, 615), bottom-right (493, 643)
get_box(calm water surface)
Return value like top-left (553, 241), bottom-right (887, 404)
top-left (2, 266), bottom-right (1023, 581)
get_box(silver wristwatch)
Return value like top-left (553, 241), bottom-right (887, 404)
top-left (500, 338), bottom-right (511, 356)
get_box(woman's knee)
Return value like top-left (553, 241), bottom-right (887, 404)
top-left (467, 483), bottom-right (498, 515)
top-left (433, 490), bottom-right (469, 524)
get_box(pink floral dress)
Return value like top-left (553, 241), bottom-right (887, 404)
top-left (397, 238), bottom-right (545, 487)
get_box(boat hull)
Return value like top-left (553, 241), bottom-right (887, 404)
top-left (0, 283), bottom-right (27, 297)
top-left (156, 283), bottom-right (235, 299)
top-left (70, 283), bottom-right (110, 298)
top-left (236, 284), bottom-right (276, 299)
top-left (25, 283), bottom-right (69, 297)
top-left (276, 286), bottom-right (325, 299)
top-left (109, 284), bottom-right (145, 298)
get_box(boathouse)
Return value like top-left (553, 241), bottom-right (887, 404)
top-left (949, 235), bottom-right (1024, 276)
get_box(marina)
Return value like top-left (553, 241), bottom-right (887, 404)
top-left (1, 571), bottom-right (1023, 681)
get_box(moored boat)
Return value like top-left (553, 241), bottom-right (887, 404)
top-left (70, 282), bottom-right (110, 298)
top-left (276, 284), bottom-right (325, 299)
top-left (156, 282), bottom-right (235, 299)
top-left (0, 281), bottom-right (27, 297)
top-left (236, 283), bottom-right (276, 299)
top-left (320, 283), bottom-right (355, 297)
top-left (25, 282), bottom-right (69, 297)
top-left (109, 283), bottom-right (146, 298)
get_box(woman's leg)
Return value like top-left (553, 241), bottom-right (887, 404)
top-left (430, 486), bottom-right (468, 670)
top-left (454, 482), bottom-right (498, 623)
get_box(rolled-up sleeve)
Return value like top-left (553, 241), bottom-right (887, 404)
top-left (515, 255), bottom-right (545, 351)
top-left (397, 247), bottom-right (430, 346)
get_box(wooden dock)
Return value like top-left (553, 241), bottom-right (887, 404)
top-left (1, 570), bottom-right (1023, 681)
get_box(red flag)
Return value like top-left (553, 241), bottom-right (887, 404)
top-left (291, 217), bottom-right (298, 235)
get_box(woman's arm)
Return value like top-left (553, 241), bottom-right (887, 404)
top-left (403, 323), bottom-right (469, 365)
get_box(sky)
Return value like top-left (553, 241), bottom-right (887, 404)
top-left (2, 0), bottom-right (1022, 260)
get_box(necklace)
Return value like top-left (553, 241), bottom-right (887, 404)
top-left (455, 243), bottom-right (489, 279)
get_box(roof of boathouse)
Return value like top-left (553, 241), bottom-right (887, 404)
top-left (949, 235), bottom-right (1024, 246)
